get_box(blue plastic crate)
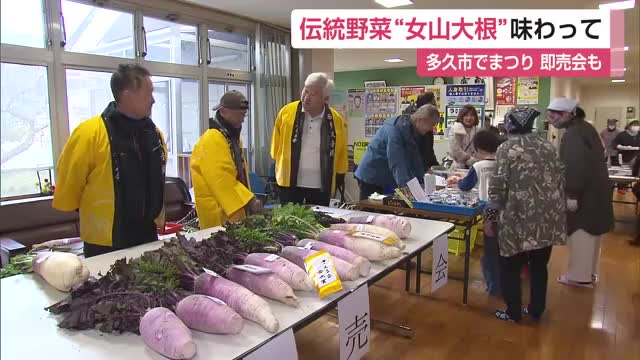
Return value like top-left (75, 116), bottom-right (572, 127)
top-left (411, 201), bottom-right (486, 216)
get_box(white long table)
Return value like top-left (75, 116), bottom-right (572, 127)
top-left (0, 208), bottom-right (453, 360)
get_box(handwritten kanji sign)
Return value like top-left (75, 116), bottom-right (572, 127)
top-left (244, 328), bottom-right (298, 360)
top-left (338, 285), bottom-right (370, 360)
top-left (431, 234), bottom-right (449, 293)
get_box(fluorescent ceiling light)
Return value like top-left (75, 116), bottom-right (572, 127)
top-left (599, 0), bottom-right (635, 10)
top-left (384, 58), bottom-right (405, 63)
top-left (375, 0), bottom-right (414, 8)
top-left (611, 79), bottom-right (626, 83)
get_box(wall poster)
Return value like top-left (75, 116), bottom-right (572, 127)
top-left (347, 89), bottom-right (366, 117)
top-left (516, 77), bottom-right (539, 105)
top-left (495, 77), bottom-right (516, 105)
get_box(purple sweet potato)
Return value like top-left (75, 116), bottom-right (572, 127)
top-left (139, 307), bottom-right (197, 359)
top-left (297, 239), bottom-right (371, 276)
top-left (226, 267), bottom-right (298, 307)
top-left (280, 246), bottom-right (360, 281)
top-left (244, 253), bottom-right (314, 291)
top-left (194, 273), bottom-right (279, 333)
top-left (175, 294), bottom-right (243, 334)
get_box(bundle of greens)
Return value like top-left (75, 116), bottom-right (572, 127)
top-left (268, 203), bottom-right (346, 240)
top-left (0, 254), bottom-right (35, 279)
top-left (224, 214), bottom-right (298, 253)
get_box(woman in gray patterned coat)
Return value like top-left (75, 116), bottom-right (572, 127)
top-left (488, 107), bottom-right (567, 322)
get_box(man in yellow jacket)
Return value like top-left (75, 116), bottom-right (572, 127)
top-left (191, 91), bottom-right (262, 229)
top-left (271, 72), bottom-right (348, 206)
top-left (53, 64), bottom-right (167, 257)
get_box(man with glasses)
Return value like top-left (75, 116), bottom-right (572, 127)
top-left (191, 90), bottom-right (262, 229)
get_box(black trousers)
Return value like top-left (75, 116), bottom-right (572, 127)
top-left (83, 242), bottom-right (116, 258)
top-left (500, 246), bottom-right (553, 321)
top-left (279, 186), bottom-right (330, 206)
top-left (357, 179), bottom-right (385, 201)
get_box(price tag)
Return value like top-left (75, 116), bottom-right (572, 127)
top-left (338, 285), bottom-right (371, 360)
top-left (206, 296), bottom-right (227, 306)
top-left (351, 231), bottom-right (395, 246)
top-left (365, 216), bottom-right (375, 223)
top-left (264, 254), bottom-right (280, 262)
top-left (304, 250), bottom-right (343, 298)
top-left (232, 264), bottom-right (272, 275)
top-left (203, 268), bottom-right (220, 277)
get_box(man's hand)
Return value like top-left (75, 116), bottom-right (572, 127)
top-left (567, 199), bottom-right (578, 212)
top-left (246, 197), bottom-right (264, 215)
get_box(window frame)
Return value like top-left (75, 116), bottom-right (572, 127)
top-left (1, 0), bottom-right (290, 201)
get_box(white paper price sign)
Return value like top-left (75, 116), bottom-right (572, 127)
top-left (243, 328), bottom-right (298, 360)
top-left (232, 264), bottom-right (272, 274)
top-left (338, 285), bottom-right (371, 360)
top-left (431, 234), bottom-right (449, 293)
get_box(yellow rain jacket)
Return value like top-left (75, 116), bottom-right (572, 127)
top-left (52, 114), bottom-right (167, 247)
top-left (191, 124), bottom-right (253, 230)
top-left (270, 101), bottom-right (348, 194)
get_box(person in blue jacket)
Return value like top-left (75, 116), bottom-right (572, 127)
top-left (355, 104), bottom-right (439, 200)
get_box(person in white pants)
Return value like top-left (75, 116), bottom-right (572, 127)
top-left (546, 98), bottom-right (615, 287)
top-left (566, 230), bottom-right (601, 284)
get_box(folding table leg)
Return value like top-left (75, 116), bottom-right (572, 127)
top-left (405, 259), bottom-right (411, 292)
top-left (463, 223), bottom-right (471, 305)
top-left (416, 250), bottom-right (422, 294)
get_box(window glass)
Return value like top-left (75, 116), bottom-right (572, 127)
top-left (66, 69), bottom-right (114, 134)
top-left (61, 0), bottom-right (135, 58)
top-left (1, 63), bottom-right (53, 198)
top-left (144, 17), bottom-right (197, 65)
top-left (208, 30), bottom-right (250, 71)
top-left (0, 0), bottom-right (46, 48)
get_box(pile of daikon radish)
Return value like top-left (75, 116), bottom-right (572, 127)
top-left (140, 214), bottom-right (412, 360)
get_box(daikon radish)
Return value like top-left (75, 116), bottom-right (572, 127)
top-left (317, 229), bottom-right (402, 261)
top-left (31, 237), bottom-right (83, 251)
top-left (348, 215), bottom-right (412, 239)
top-left (280, 246), bottom-right (360, 281)
top-left (297, 239), bottom-right (371, 276)
top-left (194, 272), bottom-right (279, 333)
top-left (140, 307), bottom-right (197, 360)
top-left (32, 252), bottom-right (90, 292)
top-left (226, 267), bottom-right (299, 307)
top-left (243, 253), bottom-right (314, 292)
top-left (329, 223), bottom-right (405, 249)
top-left (175, 295), bottom-right (243, 334)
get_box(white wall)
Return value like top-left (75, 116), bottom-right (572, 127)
top-left (579, 83), bottom-right (640, 131)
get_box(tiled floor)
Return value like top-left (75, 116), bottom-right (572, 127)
top-left (295, 195), bottom-right (640, 359)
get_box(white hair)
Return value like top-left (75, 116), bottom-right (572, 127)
top-left (304, 72), bottom-right (334, 98)
top-left (412, 104), bottom-right (439, 121)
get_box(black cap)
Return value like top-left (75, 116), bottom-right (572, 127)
top-left (213, 90), bottom-right (249, 111)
